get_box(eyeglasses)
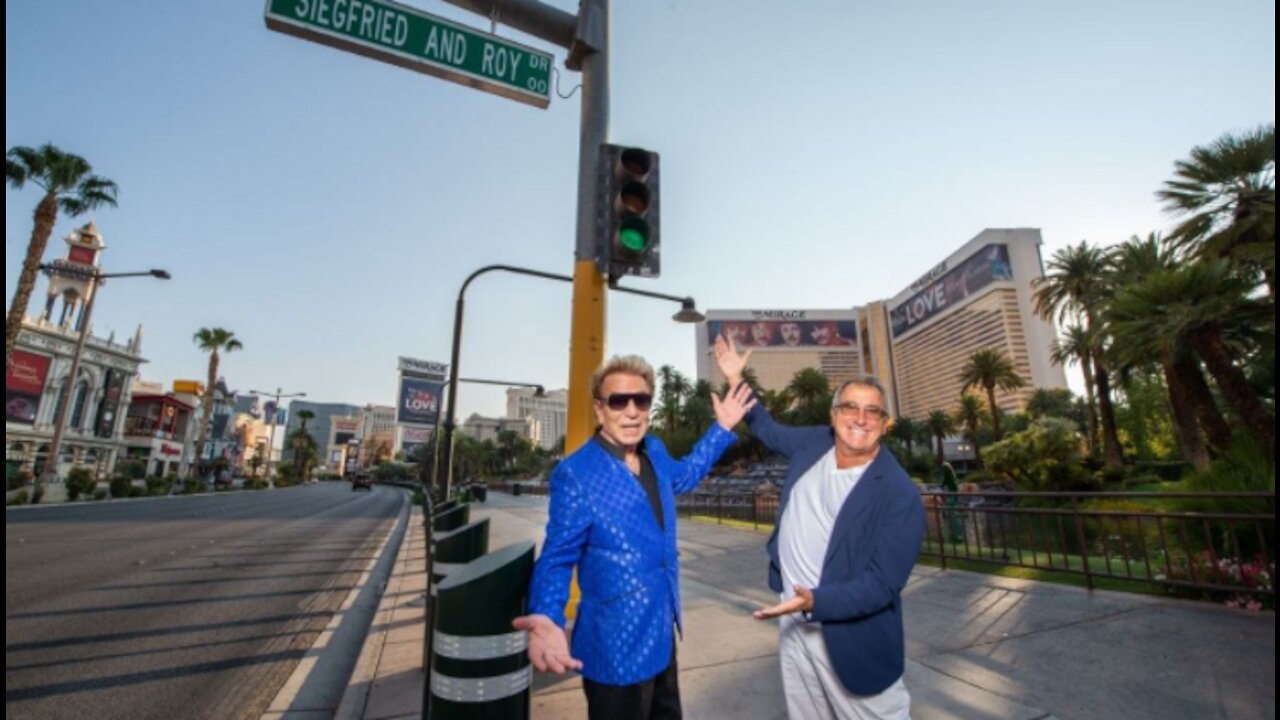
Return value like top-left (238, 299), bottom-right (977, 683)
top-left (600, 393), bottom-right (653, 412)
top-left (832, 402), bottom-right (887, 421)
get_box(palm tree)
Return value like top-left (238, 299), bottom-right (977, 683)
top-left (1107, 287), bottom-right (1218, 469)
top-left (1052, 324), bottom-right (1099, 454)
top-left (958, 348), bottom-right (1025, 441)
top-left (1157, 124), bottom-right (1275, 296)
top-left (192, 328), bottom-right (243, 473)
top-left (290, 409), bottom-right (318, 481)
top-left (681, 380), bottom-right (716, 433)
top-left (1111, 258), bottom-right (1269, 453)
top-left (954, 394), bottom-right (986, 469)
top-left (1034, 241), bottom-right (1123, 468)
top-left (655, 365), bottom-right (691, 433)
top-left (924, 410), bottom-right (957, 469)
top-left (1104, 233), bottom-right (1218, 468)
top-left (788, 368), bottom-right (832, 424)
top-left (5, 144), bottom-right (118, 367)
top-left (889, 417), bottom-right (920, 465)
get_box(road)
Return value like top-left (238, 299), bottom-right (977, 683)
top-left (5, 482), bottom-right (404, 720)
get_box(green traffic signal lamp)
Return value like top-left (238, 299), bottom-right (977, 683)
top-left (598, 144), bottom-right (660, 279)
top-left (619, 217), bottom-right (650, 254)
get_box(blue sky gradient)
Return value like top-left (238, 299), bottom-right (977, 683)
top-left (7, 0), bottom-right (1275, 420)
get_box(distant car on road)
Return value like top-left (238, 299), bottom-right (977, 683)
top-left (351, 473), bottom-right (374, 491)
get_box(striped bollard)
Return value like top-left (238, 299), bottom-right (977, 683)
top-left (430, 541), bottom-right (535, 719)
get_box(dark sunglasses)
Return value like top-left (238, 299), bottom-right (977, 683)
top-left (601, 393), bottom-right (653, 411)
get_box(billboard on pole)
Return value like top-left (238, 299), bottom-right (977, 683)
top-left (6, 350), bottom-right (52, 425)
top-left (397, 377), bottom-right (442, 426)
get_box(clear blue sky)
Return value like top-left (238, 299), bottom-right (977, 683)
top-left (6, 0), bottom-right (1275, 421)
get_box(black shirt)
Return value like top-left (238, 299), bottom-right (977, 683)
top-left (593, 433), bottom-right (664, 531)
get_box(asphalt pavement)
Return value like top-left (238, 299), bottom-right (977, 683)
top-left (5, 482), bottom-right (404, 720)
top-left (338, 491), bottom-right (1276, 720)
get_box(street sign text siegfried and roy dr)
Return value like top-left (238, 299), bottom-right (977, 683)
top-left (265, 0), bottom-right (554, 108)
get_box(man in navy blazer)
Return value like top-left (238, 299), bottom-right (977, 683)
top-left (513, 354), bottom-right (755, 720)
top-left (716, 335), bottom-right (925, 719)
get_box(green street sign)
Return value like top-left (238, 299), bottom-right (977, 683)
top-left (265, 0), bottom-right (554, 109)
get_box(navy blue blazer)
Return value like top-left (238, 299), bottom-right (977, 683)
top-left (746, 403), bottom-right (925, 696)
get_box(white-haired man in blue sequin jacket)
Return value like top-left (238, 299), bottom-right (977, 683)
top-left (514, 354), bottom-right (755, 720)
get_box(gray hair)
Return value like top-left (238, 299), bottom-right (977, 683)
top-left (831, 377), bottom-right (889, 411)
top-left (590, 355), bottom-right (655, 398)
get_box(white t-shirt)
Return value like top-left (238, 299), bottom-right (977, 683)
top-left (778, 448), bottom-right (870, 603)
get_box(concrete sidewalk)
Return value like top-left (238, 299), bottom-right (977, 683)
top-left (339, 492), bottom-right (1275, 720)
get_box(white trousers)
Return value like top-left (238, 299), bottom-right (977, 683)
top-left (778, 614), bottom-right (911, 720)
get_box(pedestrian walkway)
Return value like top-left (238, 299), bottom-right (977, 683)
top-left (339, 492), bottom-right (1275, 720)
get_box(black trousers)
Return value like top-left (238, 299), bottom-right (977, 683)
top-left (581, 641), bottom-right (681, 720)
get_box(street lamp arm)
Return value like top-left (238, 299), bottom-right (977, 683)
top-left (458, 264), bottom-right (573, 302)
top-left (436, 262), bottom-right (703, 501)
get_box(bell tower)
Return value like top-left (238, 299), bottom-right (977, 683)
top-left (41, 222), bottom-right (105, 331)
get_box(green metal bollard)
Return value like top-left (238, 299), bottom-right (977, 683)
top-left (432, 518), bottom-right (491, 583)
top-left (430, 541), bottom-right (535, 719)
top-left (434, 503), bottom-right (471, 533)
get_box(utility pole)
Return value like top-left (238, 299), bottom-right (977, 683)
top-left (439, 0), bottom-right (610, 453)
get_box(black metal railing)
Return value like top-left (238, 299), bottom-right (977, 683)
top-left (674, 489), bottom-right (1275, 601)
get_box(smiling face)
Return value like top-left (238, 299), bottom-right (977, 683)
top-left (829, 382), bottom-right (889, 467)
top-left (593, 371), bottom-right (653, 451)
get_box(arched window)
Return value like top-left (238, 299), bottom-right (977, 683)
top-left (69, 380), bottom-right (91, 431)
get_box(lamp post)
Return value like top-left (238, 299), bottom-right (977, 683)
top-left (433, 263), bottom-right (704, 501)
top-left (36, 266), bottom-right (171, 501)
top-left (248, 387), bottom-right (307, 480)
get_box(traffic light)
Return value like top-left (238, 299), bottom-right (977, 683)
top-left (598, 144), bottom-right (660, 280)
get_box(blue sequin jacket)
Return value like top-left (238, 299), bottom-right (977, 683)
top-left (527, 426), bottom-right (736, 685)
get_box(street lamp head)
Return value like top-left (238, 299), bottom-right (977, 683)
top-left (150, 269), bottom-right (172, 280)
top-left (535, 385), bottom-right (546, 397)
top-left (672, 298), bottom-right (705, 324)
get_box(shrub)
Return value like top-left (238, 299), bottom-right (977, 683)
top-left (245, 478), bottom-right (269, 491)
top-left (65, 467), bottom-right (97, 501)
top-left (1122, 473), bottom-right (1165, 488)
top-left (181, 478), bottom-right (207, 495)
top-left (1132, 461), bottom-right (1193, 483)
top-left (129, 485), bottom-right (146, 497)
top-left (7, 470), bottom-right (33, 492)
top-left (985, 418), bottom-right (1090, 491)
top-left (8, 490), bottom-right (30, 506)
top-left (146, 476), bottom-right (174, 496)
top-left (1100, 467), bottom-right (1127, 487)
top-left (110, 476), bottom-right (134, 499)
top-left (93, 488), bottom-right (109, 501)
top-left (115, 459), bottom-right (148, 480)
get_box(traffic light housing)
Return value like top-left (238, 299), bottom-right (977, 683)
top-left (597, 144), bottom-right (660, 281)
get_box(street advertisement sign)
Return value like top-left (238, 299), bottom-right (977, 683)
top-left (265, 0), bottom-right (554, 108)
top-left (400, 425), bottom-right (433, 461)
top-left (95, 369), bottom-right (127, 438)
top-left (707, 319), bottom-right (858, 349)
top-left (889, 244), bottom-right (1014, 339)
top-left (397, 377), bottom-right (442, 426)
top-left (398, 356), bottom-right (448, 380)
top-left (6, 350), bottom-right (51, 425)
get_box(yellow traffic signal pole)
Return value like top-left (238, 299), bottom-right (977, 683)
top-left (566, 0), bottom-right (610, 454)
top-left (564, 0), bottom-right (610, 622)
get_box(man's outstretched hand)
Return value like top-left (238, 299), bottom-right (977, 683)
top-left (512, 614), bottom-right (582, 674)
top-left (753, 585), bottom-right (815, 619)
